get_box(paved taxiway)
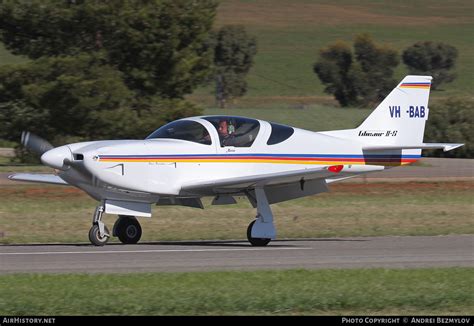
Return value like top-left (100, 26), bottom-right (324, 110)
top-left (0, 235), bottom-right (472, 273)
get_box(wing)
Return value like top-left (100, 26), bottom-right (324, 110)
top-left (8, 173), bottom-right (69, 185)
top-left (180, 166), bottom-right (340, 204)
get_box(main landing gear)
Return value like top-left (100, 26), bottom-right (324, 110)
top-left (113, 215), bottom-right (142, 244)
top-left (88, 205), bottom-right (142, 246)
top-left (88, 188), bottom-right (275, 247)
top-left (247, 220), bottom-right (271, 246)
top-left (246, 188), bottom-right (276, 247)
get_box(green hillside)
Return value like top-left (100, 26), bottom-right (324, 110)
top-left (203, 104), bottom-right (371, 131)
top-left (201, 0), bottom-right (473, 104)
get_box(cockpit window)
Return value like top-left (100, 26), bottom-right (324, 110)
top-left (203, 116), bottom-right (260, 147)
top-left (267, 122), bottom-right (294, 145)
top-left (146, 120), bottom-right (211, 145)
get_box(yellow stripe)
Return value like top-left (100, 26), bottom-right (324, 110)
top-left (100, 159), bottom-right (360, 164)
top-left (99, 159), bottom-right (414, 166)
top-left (399, 85), bottom-right (430, 89)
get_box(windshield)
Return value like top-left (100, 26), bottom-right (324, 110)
top-left (203, 116), bottom-right (260, 147)
top-left (146, 120), bottom-right (211, 145)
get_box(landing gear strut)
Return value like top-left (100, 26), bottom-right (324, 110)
top-left (88, 205), bottom-right (110, 246)
top-left (113, 215), bottom-right (142, 244)
top-left (246, 187), bottom-right (275, 246)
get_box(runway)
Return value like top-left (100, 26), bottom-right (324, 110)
top-left (1, 235), bottom-right (472, 273)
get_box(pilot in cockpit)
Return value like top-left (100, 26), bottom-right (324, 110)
top-left (218, 119), bottom-right (235, 147)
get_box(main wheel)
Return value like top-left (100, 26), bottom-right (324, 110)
top-left (88, 224), bottom-right (110, 246)
top-left (246, 220), bottom-right (271, 247)
top-left (114, 216), bottom-right (142, 244)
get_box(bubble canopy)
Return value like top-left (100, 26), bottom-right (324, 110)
top-left (146, 116), bottom-right (294, 147)
top-left (146, 116), bottom-right (262, 147)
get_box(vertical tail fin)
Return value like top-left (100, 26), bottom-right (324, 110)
top-left (321, 75), bottom-right (463, 162)
top-left (357, 75), bottom-right (432, 145)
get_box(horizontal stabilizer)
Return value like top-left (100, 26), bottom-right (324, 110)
top-left (8, 173), bottom-right (69, 185)
top-left (363, 143), bottom-right (464, 152)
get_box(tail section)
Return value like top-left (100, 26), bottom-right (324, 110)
top-left (356, 75), bottom-right (432, 146)
top-left (321, 75), bottom-right (463, 164)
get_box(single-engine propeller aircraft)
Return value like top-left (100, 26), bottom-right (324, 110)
top-left (9, 76), bottom-right (463, 246)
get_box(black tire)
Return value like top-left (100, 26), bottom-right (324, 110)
top-left (246, 220), bottom-right (271, 247)
top-left (115, 216), bottom-right (142, 244)
top-left (88, 224), bottom-right (110, 246)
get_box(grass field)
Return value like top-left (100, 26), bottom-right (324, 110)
top-left (0, 156), bottom-right (50, 172)
top-left (0, 181), bottom-right (472, 244)
top-left (208, 0), bottom-right (474, 102)
top-left (0, 268), bottom-right (472, 315)
top-left (204, 104), bottom-right (371, 131)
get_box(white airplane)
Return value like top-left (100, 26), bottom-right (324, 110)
top-left (9, 75), bottom-right (463, 246)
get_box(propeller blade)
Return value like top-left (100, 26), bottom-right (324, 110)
top-left (21, 131), bottom-right (54, 156)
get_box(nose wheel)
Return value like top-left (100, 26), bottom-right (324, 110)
top-left (89, 205), bottom-right (110, 246)
top-left (113, 215), bottom-right (142, 244)
top-left (89, 224), bottom-right (110, 246)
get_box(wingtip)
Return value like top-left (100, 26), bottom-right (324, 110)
top-left (443, 144), bottom-right (464, 152)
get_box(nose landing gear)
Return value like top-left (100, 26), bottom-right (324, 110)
top-left (88, 205), bottom-right (142, 246)
top-left (88, 205), bottom-right (110, 246)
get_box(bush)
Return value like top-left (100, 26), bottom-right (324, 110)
top-left (314, 34), bottom-right (399, 107)
top-left (403, 41), bottom-right (458, 90)
top-left (424, 97), bottom-right (473, 158)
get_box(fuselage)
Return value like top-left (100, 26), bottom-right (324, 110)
top-left (56, 116), bottom-right (420, 201)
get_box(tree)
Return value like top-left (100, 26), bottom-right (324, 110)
top-left (0, 0), bottom-right (218, 98)
top-left (0, 53), bottom-right (200, 145)
top-left (424, 97), bottom-right (473, 158)
top-left (213, 25), bottom-right (257, 108)
top-left (402, 41), bottom-right (458, 90)
top-left (0, 54), bottom-right (131, 141)
top-left (353, 34), bottom-right (399, 104)
top-left (313, 41), bottom-right (364, 107)
top-left (314, 34), bottom-right (399, 107)
top-left (0, 0), bottom-right (214, 157)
